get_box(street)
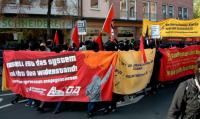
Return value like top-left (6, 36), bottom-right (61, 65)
top-left (0, 81), bottom-right (178, 119)
top-left (0, 0), bottom-right (198, 118)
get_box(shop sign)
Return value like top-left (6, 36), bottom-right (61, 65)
top-left (0, 18), bottom-right (72, 29)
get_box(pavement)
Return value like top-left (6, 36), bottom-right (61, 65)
top-left (0, 82), bottom-right (178, 119)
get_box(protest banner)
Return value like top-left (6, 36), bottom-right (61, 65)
top-left (143, 18), bottom-right (200, 38)
top-left (2, 64), bottom-right (8, 91)
top-left (3, 51), bottom-right (117, 102)
top-left (159, 45), bottom-right (200, 81)
top-left (113, 49), bottom-right (156, 94)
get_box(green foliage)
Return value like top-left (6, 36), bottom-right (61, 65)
top-left (193, 0), bottom-right (200, 18)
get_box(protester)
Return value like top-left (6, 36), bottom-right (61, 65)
top-left (85, 40), bottom-right (101, 118)
top-left (148, 43), bottom-right (162, 95)
top-left (167, 57), bottom-right (200, 119)
top-left (11, 94), bottom-right (24, 104)
top-left (39, 42), bottom-right (50, 51)
top-left (36, 44), bottom-right (62, 113)
top-left (79, 42), bottom-right (86, 51)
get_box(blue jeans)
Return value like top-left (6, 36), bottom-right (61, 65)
top-left (54, 102), bottom-right (62, 112)
top-left (87, 102), bottom-right (95, 113)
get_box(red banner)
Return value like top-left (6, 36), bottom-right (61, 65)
top-left (159, 45), bottom-right (200, 82)
top-left (3, 51), bottom-right (117, 102)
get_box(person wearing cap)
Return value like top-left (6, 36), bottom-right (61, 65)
top-left (167, 57), bottom-right (200, 119)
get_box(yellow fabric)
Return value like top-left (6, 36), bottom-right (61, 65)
top-left (113, 49), bottom-right (156, 94)
top-left (2, 64), bottom-right (9, 91)
top-left (142, 18), bottom-right (200, 37)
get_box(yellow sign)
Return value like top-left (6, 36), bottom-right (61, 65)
top-left (114, 49), bottom-right (156, 94)
top-left (142, 18), bottom-right (200, 38)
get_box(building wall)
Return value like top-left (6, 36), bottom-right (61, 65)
top-left (110, 0), bottom-right (193, 21)
top-left (157, 0), bottom-right (193, 20)
top-left (110, 0), bottom-right (120, 18)
top-left (136, 0), bottom-right (160, 20)
top-left (0, 0), bottom-right (79, 45)
top-left (82, 0), bottom-right (109, 18)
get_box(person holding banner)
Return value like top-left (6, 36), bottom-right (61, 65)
top-left (86, 65), bottom-right (113, 117)
top-left (167, 57), bottom-right (200, 119)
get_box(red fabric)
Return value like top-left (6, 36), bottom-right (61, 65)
top-left (159, 45), bottom-right (200, 82)
top-left (4, 51), bottom-right (117, 102)
top-left (139, 36), bottom-right (147, 63)
top-left (95, 33), bottom-right (104, 50)
top-left (71, 25), bottom-right (80, 48)
top-left (102, 4), bottom-right (114, 36)
top-left (54, 31), bottom-right (59, 46)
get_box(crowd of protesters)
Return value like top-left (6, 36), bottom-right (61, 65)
top-left (7, 37), bottom-right (200, 118)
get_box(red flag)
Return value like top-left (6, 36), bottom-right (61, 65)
top-left (140, 35), bottom-right (147, 63)
top-left (102, 4), bottom-right (114, 35)
top-left (54, 31), bottom-right (59, 46)
top-left (71, 25), bottom-right (80, 48)
top-left (95, 33), bottom-right (104, 50)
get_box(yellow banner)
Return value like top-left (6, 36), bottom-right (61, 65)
top-left (142, 18), bottom-right (200, 38)
top-left (2, 64), bottom-right (9, 91)
top-left (114, 49), bottom-right (156, 94)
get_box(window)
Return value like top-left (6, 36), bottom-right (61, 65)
top-left (168, 5), bottom-right (174, 18)
top-left (91, 0), bottom-right (99, 9)
top-left (40, 0), bottom-right (48, 7)
top-left (120, 0), bottom-right (127, 19)
top-left (129, 0), bottom-right (136, 19)
top-left (67, 0), bottom-right (78, 15)
top-left (162, 5), bottom-right (167, 19)
top-left (183, 8), bottom-right (188, 19)
top-left (55, 0), bottom-right (65, 7)
top-left (20, 0), bottom-right (31, 5)
top-left (178, 7), bottom-right (183, 19)
top-left (143, 2), bottom-right (150, 19)
top-left (178, 7), bottom-right (188, 20)
top-left (150, 2), bottom-right (157, 21)
top-left (1, 0), bottom-right (17, 4)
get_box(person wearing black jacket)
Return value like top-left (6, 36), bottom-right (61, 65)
top-left (167, 58), bottom-right (200, 119)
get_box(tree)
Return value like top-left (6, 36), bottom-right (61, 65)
top-left (193, 0), bottom-right (200, 18)
top-left (47, 0), bottom-right (53, 41)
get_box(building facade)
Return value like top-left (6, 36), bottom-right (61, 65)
top-left (0, 0), bottom-right (79, 49)
top-left (81, 0), bottom-right (193, 41)
top-left (0, 0), bottom-right (194, 48)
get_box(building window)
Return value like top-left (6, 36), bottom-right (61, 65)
top-left (40, 0), bottom-right (48, 7)
top-left (162, 4), bottom-right (167, 19)
top-left (55, 0), bottom-right (65, 7)
top-left (183, 8), bottom-right (188, 19)
top-left (91, 0), bottom-right (99, 9)
top-left (120, 0), bottom-right (127, 19)
top-left (129, 0), bottom-right (136, 19)
top-left (20, 0), bottom-right (31, 5)
top-left (1, 0), bottom-right (17, 4)
top-left (168, 5), bottom-right (174, 18)
top-left (178, 7), bottom-right (183, 19)
top-left (150, 2), bottom-right (157, 21)
top-left (143, 1), bottom-right (150, 19)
